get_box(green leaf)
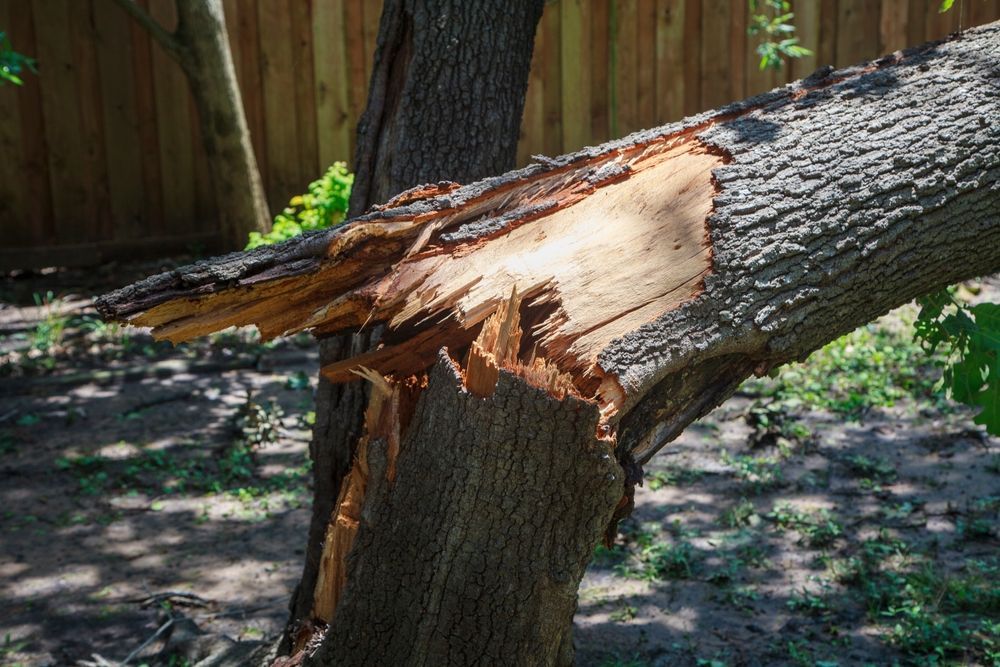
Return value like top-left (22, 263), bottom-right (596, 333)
top-left (939, 0), bottom-right (956, 13)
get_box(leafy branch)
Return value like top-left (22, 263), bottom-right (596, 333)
top-left (915, 287), bottom-right (1000, 435)
top-left (748, 0), bottom-right (813, 71)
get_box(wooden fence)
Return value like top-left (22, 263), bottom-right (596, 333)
top-left (1, 1), bottom-right (998, 269)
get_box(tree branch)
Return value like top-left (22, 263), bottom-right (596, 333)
top-left (111, 0), bottom-right (184, 62)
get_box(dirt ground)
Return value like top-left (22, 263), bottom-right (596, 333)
top-left (1, 263), bottom-right (997, 667)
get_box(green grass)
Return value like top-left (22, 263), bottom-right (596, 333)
top-left (743, 317), bottom-right (947, 419)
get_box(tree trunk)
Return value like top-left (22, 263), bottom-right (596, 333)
top-left (301, 0), bottom-right (544, 654)
top-left (113, 0), bottom-right (270, 250)
top-left (96, 22), bottom-right (1000, 666)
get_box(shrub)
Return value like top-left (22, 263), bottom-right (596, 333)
top-left (246, 162), bottom-right (353, 249)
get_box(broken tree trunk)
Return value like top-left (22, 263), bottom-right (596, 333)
top-left (302, 0), bottom-right (544, 652)
top-left (98, 23), bottom-right (1000, 665)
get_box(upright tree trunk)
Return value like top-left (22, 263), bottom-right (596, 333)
top-left (114, 0), bottom-right (270, 249)
top-left (97, 22), bottom-right (1000, 666)
top-left (296, 0), bottom-right (544, 652)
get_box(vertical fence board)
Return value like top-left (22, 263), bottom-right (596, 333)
top-left (257, 0), bottom-right (302, 207)
top-left (682, 0), bottom-right (702, 115)
top-left (313, 0), bottom-right (353, 169)
top-left (343, 0), bottom-right (368, 158)
top-left (516, 16), bottom-right (545, 166)
top-left (590, 0), bottom-right (611, 144)
top-left (790, 0), bottom-right (820, 80)
top-left (654, 0), bottom-right (685, 123)
top-left (360, 0), bottom-right (381, 88)
top-left (128, 0), bottom-right (163, 235)
top-left (291, 0), bottom-right (319, 181)
top-left (635, 0), bottom-right (656, 130)
top-left (0, 1), bottom-right (26, 243)
top-left (148, 0), bottom-right (197, 236)
top-left (541, 5), bottom-right (562, 155)
top-left (93, 0), bottom-right (146, 240)
top-left (31, 0), bottom-right (94, 244)
top-left (879, 0), bottom-right (908, 52)
top-left (232, 0), bottom-right (268, 193)
top-left (560, 0), bottom-right (592, 152)
top-left (614, 0), bottom-right (639, 136)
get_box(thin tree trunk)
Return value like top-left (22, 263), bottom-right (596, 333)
top-left (97, 22), bottom-right (1000, 666)
top-left (113, 0), bottom-right (270, 249)
top-left (299, 0), bottom-right (544, 653)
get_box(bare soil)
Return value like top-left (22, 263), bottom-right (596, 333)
top-left (1, 263), bottom-right (997, 666)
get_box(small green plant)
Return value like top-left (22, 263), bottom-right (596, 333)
top-left (246, 162), bottom-right (353, 249)
top-left (609, 601), bottom-right (638, 623)
top-left (646, 465), bottom-right (705, 490)
top-left (745, 315), bottom-right (947, 419)
top-left (766, 503), bottom-right (842, 548)
top-left (720, 450), bottom-right (784, 494)
top-left (29, 291), bottom-right (67, 352)
top-left (0, 31), bottom-right (36, 86)
top-left (720, 497), bottom-right (758, 529)
top-left (914, 288), bottom-right (1000, 435)
top-left (748, 1), bottom-right (813, 70)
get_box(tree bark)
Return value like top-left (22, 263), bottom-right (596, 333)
top-left (301, 0), bottom-right (544, 655)
top-left (113, 0), bottom-right (271, 249)
top-left (97, 22), bottom-right (1000, 666)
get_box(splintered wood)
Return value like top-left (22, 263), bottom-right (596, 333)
top-left (310, 367), bottom-right (402, 626)
top-left (465, 288), bottom-right (577, 400)
top-left (114, 133), bottom-right (721, 412)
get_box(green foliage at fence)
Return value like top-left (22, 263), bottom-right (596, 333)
top-left (0, 31), bottom-right (36, 86)
top-left (246, 162), bottom-right (353, 250)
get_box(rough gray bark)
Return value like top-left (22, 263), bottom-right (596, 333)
top-left (96, 23), bottom-right (1000, 666)
top-left (304, 354), bottom-right (622, 666)
top-left (298, 0), bottom-right (544, 650)
top-left (113, 0), bottom-right (270, 249)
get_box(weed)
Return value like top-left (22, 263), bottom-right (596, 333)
top-left (720, 450), bottom-right (784, 494)
top-left (609, 601), bottom-right (638, 623)
top-left (843, 455), bottom-right (898, 493)
top-left (29, 291), bottom-right (67, 352)
top-left (615, 522), bottom-right (700, 581)
top-left (742, 316), bottom-right (947, 419)
top-left (646, 465), bottom-right (705, 490)
top-left (787, 583), bottom-right (832, 617)
top-left (766, 503), bottom-right (842, 548)
top-left (720, 497), bottom-right (759, 529)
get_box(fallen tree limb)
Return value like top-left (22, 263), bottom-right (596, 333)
top-left (98, 23), bottom-right (1000, 465)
